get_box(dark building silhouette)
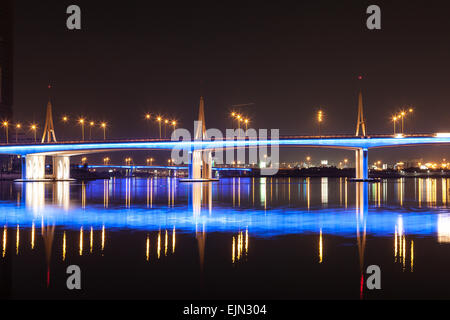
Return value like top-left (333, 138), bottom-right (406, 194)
top-left (0, 0), bottom-right (14, 120)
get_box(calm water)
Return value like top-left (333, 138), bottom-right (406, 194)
top-left (0, 177), bottom-right (450, 299)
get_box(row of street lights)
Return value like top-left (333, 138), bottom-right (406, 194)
top-left (2, 121), bottom-right (39, 143)
top-left (145, 114), bottom-right (177, 139)
top-left (65, 117), bottom-right (108, 141)
top-left (230, 112), bottom-right (251, 131)
top-left (313, 107), bottom-right (415, 136)
top-left (96, 157), bottom-right (170, 166)
top-left (392, 108), bottom-right (414, 135)
top-left (1, 117), bottom-right (109, 144)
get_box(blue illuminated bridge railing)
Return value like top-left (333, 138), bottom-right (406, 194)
top-left (0, 134), bottom-right (449, 155)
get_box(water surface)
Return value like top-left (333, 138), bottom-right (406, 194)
top-left (0, 177), bottom-right (449, 299)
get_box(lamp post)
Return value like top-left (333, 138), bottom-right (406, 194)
top-left (103, 157), bottom-right (110, 165)
top-left (392, 116), bottom-right (398, 135)
top-left (15, 123), bottom-right (21, 143)
top-left (157, 117), bottom-right (162, 139)
top-left (164, 119), bottom-right (169, 138)
top-left (89, 121), bottom-right (95, 140)
top-left (79, 119), bottom-right (85, 141)
top-left (145, 114), bottom-right (151, 137)
top-left (317, 110), bottom-right (323, 137)
top-left (31, 124), bottom-right (37, 143)
top-left (100, 123), bottom-right (107, 140)
top-left (2, 121), bottom-right (8, 144)
top-left (236, 115), bottom-right (242, 138)
top-left (408, 108), bottom-right (414, 133)
top-left (230, 112), bottom-right (236, 129)
top-left (400, 111), bottom-right (406, 134)
top-left (172, 121), bottom-right (177, 135)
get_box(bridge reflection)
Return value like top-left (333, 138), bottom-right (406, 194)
top-left (0, 178), bottom-right (449, 274)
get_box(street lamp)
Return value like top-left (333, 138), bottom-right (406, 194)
top-left (157, 117), bottom-right (162, 139)
top-left (103, 157), bottom-right (110, 165)
top-left (146, 158), bottom-right (154, 166)
top-left (408, 107), bottom-right (414, 133)
top-left (15, 123), bottom-right (21, 143)
top-left (79, 118), bottom-right (85, 141)
top-left (145, 114), bottom-right (151, 137)
top-left (164, 119), bottom-right (169, 138)
top-left (317, 110), bottom-right (323, 136)
top-left (62, 116), bottom-right (68, 123)
top-left (230, 112), bottom-right (236, 129)
top-left (244, 119), bottom-right (249, 131)
top-left (172, 121), bottom-right (177, 134)
top-left (392, 116), bottom-right (398, 135)
top-left (400, 111), bottom-right (406, 134)
top-left (89, 121), bottom-right (95, 140)
top-left (100, 122), bottom-right (107, 140)
top-left (30, 124), bottom-right (37, 143)
top-left (2, 121), bottom-right (8, 144)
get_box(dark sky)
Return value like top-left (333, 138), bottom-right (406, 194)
top-left (11, 0), bottom-right (450, 164)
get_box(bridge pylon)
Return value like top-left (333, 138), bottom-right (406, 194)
top-left (355, 91), bottom-right (366, 137)
top-left (183, 96), bottom-right (216, 182)
top-left (41, 99), bottom-right (57, 143)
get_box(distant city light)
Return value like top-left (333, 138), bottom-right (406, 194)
top-left (436, 133), bottom-right (450, 138)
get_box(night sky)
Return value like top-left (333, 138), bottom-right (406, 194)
top-left (10, 0), bottom-right (450, 164)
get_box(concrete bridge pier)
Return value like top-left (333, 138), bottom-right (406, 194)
top-left (184, 148), bottom-right (216, 182)
top-left (23, 155), bottom-right (46, 181)
top-left (355, 148), bottom-right (369, 180)
top-left (18, 154), bottom-right (71, 182)
top-left (52, 155), bottom-right (70, 180)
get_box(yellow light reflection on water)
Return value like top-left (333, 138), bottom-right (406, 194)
top-left (31, 222), bottom-right (35, 250)
top-left (165, 229), bottom-right (168, 257)
top-left (146, 234), bottom-right (150, 261)
top-left (172, 226), bottom-right (176, 254)
top-left (157, 231), bottom-right (161, 259)
top-left (90, 227), bottom-right (94, 254)
top-left (410, 240), bottom-right (414, 272)
top-left (82, 182), bottom-right (86, 209)
top-left (79, 226), bottom-right (83, 256)
top-left (101, 225), bottom-right (105, 251)
top-left (103, 179), bottom-right (109, 208)
top-left (232, 236), bottom-right (235, 264)
top-left (307, 178), bottom-right (311, 210)
top-left (2, 226), bottom-right (7, 258)
top-left (394, 225), bottom-right (398, 262)
top-left (16, 225), bottom-right (19, 255)
top-left (62, 231), bottom-right (66, 261)
top-left (443, 179), bottom-right (447, 205)
top-left (319, 229), bottom-right (323, 264)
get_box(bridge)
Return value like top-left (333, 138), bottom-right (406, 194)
top-left (1, 95), bottom-right (449, 182)
top-left (0, 133), bottom-right (450, 181)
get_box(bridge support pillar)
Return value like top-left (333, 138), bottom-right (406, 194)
top-left (52, 156), bottom-right (70, 180)
top-left (24, 155), bottom-right (46, 181)
top-left (186, 149), bottom-right (214, 181)
top-left (202, 150), bottom-right (212, 180)
top-left (355, 148), bottom-right (369, 180)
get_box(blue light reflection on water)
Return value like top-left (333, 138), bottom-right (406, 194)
top-left (0, 202), bottom-right (442, 238)
top-left (0, 177), bottom-right (447, 238)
